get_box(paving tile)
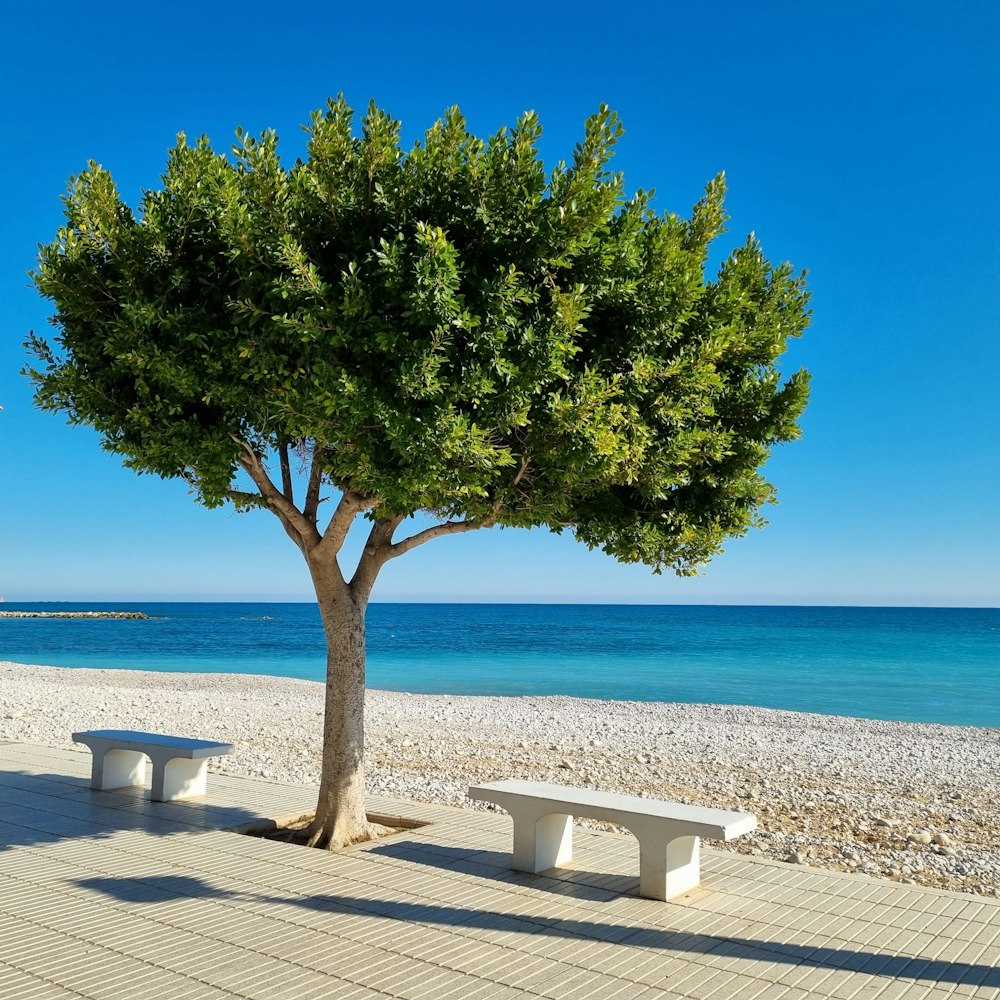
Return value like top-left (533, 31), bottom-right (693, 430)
top-left (0, 967), bottom-right (85, 1000)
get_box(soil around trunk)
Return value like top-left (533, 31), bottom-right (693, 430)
top-left (239, 811), bottom-right (426, 849)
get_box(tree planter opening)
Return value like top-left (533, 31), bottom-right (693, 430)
top-left (237, 811), bottom-right (428, 850)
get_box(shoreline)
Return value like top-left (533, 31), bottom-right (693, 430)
top-left (2, 659), bottom-right (998, 897)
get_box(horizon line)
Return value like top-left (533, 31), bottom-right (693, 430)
top-left (3, 599), bottom-right (999, 612)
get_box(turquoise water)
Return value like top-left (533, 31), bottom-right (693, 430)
top-left (1, 602), bottom-right (998, 727)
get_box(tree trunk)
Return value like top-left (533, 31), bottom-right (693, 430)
top-left (306, 559), bottom-right (373, 849)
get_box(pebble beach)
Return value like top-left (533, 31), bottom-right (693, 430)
top-left (2, 659), bottom-right (998, 898)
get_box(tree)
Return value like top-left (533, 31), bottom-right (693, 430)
top-left (26, 99), bottom-right (810, 847)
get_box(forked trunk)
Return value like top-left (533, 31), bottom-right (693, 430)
top-left (306, 561), bottom-right (372, 849)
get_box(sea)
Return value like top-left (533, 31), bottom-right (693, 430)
top-left (1, 602), bottom-right (998, 728)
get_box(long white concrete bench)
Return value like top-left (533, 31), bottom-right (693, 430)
top-left (72, 729), bottom-right (235, 802)
top-left (468, 779), bottom-right (756, 901)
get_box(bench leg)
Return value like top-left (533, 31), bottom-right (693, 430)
top-left (93, 748), bottom-right (147, 791)
top-left (512, 810), bottom-right (574, 873)
top-left (638, 833), bottom-right (701, 901)
top-left (151, 758), bottom-right (208, 802)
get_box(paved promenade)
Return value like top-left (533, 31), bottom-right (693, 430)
top-left (0, 741), bottom-right (997, 999)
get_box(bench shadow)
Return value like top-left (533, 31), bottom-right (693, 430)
top-left (77, 871), bottom-right (1000, 988)
top-left (0, 767), bottom-right (265, 851)
top-left (369, 840), bottom-right (633, 901)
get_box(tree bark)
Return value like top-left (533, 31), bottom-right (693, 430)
top-left (305, 556), bottom-right (373, 848)
top-left (281, 493), bottom-right (487, 850)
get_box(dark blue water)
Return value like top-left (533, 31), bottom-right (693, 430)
top-left (1, 603), bottom-right (998, 727)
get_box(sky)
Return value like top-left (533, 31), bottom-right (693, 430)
top-left (1, 1), bottom-right (998, 606)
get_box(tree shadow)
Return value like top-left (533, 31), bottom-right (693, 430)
top-left (0, 766), bottom-right (266, 851)
top-left (77, 870), bottom-right (1000, 988)
top-left (369, 839), bottom-right (630, 901)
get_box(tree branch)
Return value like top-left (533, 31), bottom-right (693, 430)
top-left (231, 434), bottom-right (321, 551)
top-left (278, 439), bottom-right (293, 503)
top-left (350, 515), bottom-right (404, 602)
top-left (303, 446), bottom-right (324, 523)
top-left (386, 513), bottom-right (495, 561)
top-left (313, 487), bottom-right (375, 560)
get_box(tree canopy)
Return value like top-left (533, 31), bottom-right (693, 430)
top-left (27, 98), bottom-right (811, 846)
top-left (29, 98), bottom-right (809, 574)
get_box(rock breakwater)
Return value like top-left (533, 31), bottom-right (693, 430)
top-left (0, 611), bottom-right (150, 619)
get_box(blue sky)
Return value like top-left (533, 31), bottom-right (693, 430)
top-left (2, 1), bottom-right (997, 606)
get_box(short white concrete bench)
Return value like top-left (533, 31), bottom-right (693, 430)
top-left (72, 730), bottom-right (235, 802)
top-left (469, 780), bottom-right (757, 901)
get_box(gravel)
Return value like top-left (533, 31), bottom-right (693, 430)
top-left (3, 659), bottom-right (999, 897)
